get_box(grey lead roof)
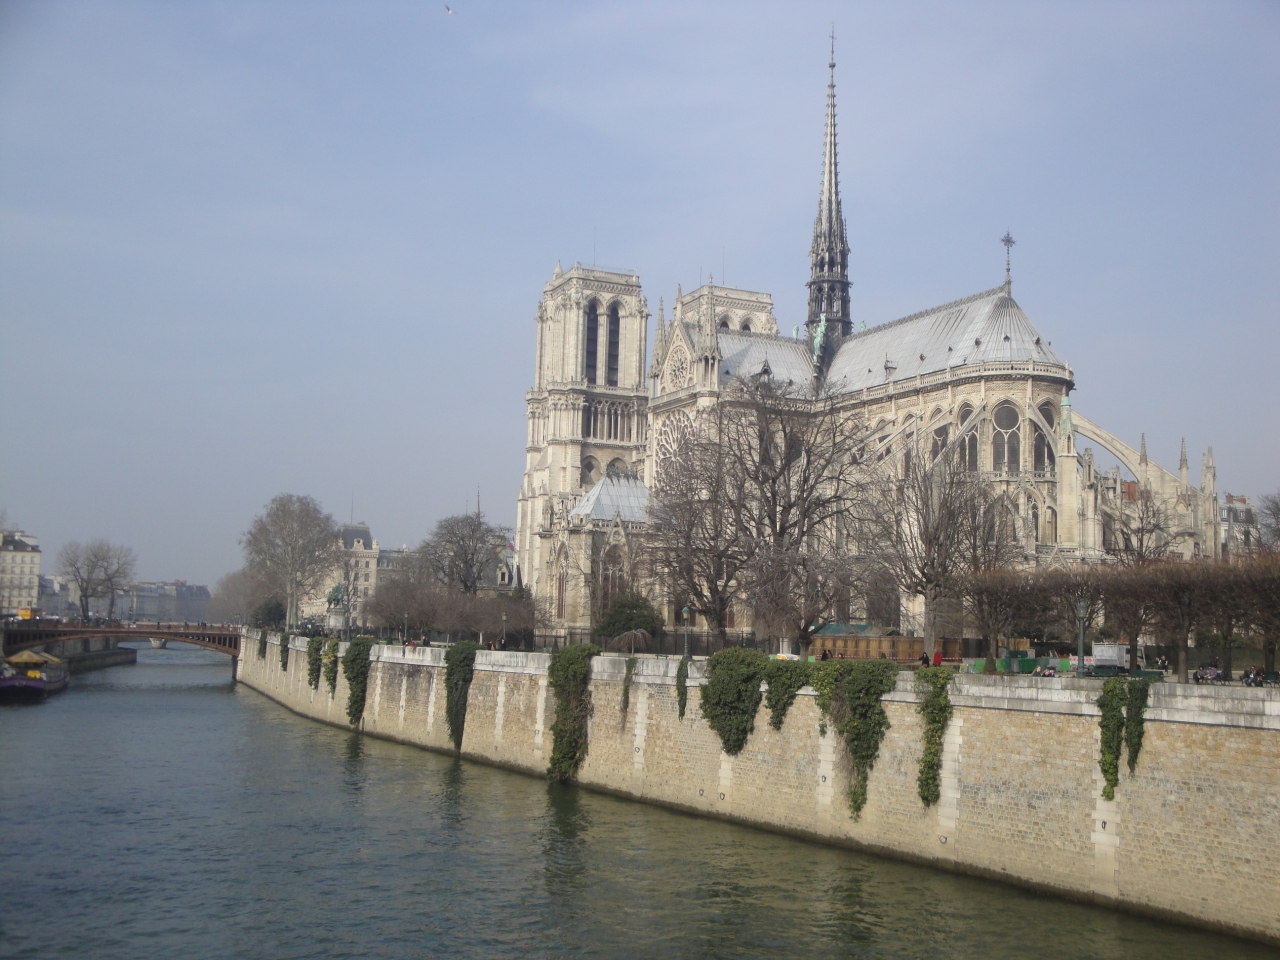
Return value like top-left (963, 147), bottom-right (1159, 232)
top-left (825, 284), bottom-right (1063, 392)
top-left (718, 330), bottom-right (814, 386)
top-left (570, 473), bottom-right (649, 524)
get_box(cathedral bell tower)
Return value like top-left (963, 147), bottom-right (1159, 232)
top-left (805, 40), bottom-right (852, 369)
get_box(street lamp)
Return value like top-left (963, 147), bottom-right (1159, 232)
top-left (682, 605), bottom-right (691, 658)
top-left (1075, 600), bottom-right (1089, 676)
top-left (501, 611), bottom-right (507, 649)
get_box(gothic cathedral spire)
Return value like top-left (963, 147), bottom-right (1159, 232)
top-left (806, 34), bottom-right (851, 363)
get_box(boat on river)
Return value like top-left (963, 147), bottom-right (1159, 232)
top-left (0, 649), bottom-right (69, 702)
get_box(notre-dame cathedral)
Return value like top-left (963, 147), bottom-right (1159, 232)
top-left (514, 52), bottom-right (1221, 642)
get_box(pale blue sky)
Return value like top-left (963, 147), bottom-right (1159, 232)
top-left (1, 1), bottom-right (1277, 585)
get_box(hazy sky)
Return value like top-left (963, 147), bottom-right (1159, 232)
top-left (1, 1), bottom-right (1277, 586)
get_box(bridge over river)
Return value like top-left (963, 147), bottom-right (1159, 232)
top-left (2, 621), bottom-right (242, 659)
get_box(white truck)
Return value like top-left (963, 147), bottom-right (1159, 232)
top-left (1091, 643), bottom-right (1145, 670)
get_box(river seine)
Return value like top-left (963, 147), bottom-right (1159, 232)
top-left (0, 644), bottom-right (1270, 959)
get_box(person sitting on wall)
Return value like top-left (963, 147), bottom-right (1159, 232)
top-left (820, 649), bottom-right (831, 661)
top-left (919, 653), bottom-right (930, 668)
top-left (1044, 664), bottom-right (1057, 677)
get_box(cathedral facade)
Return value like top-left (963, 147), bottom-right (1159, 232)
top-left (515, 55), bottom-right (1220, 642)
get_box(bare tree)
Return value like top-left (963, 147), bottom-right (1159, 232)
top-left (367, 549), bottom-right (443, 635)
top-left (864, 435), bottom-right (1003, 657)
top-left (57, 541), bottom-right (101, 620)
top-left (98, 543), bottom-right (136, 619)
top-left (1109, 486), bottom-right (1180, 565)
top-left (961, 568), bottom-right (1027, 667)
top-left (1241, 554), bottom-right (1280, 675)
top-left (424, 510), bottom-right (510, 595)
top-left (242, 494), bottom-right (339, 628)
top-left (1258, 490), bottom-right (1280, 554)
top-left (207, 567), bottom-right (269, 624)
top-left (1144, 561), bottom-right (1215, 683)
top-left (649, 409), bottom-right (752, 646)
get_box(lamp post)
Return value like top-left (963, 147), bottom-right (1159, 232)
top-left (1076, 600), bottom-right (1089, 676)
top-left (682, 605), bottom-right (691, 659)
top-left (501, 611), bottom-right (507, 649)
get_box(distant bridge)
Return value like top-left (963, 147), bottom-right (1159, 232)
top-left (2, 621), bottom-right (242, 658)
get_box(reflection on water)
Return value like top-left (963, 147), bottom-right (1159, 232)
top-left (0, 643), bottom-right (1271, 960)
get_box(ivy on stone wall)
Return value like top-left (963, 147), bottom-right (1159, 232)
top-left (341, 635), bottom-right (377, 726)
top-left (1124, 679), bottom-right (1150, 773)
top-left (1097, 676), bottom-right (1127, 800)
top-left (810, 659), bottom-right (899, 819)
top-left (914, 667), bottom-right (954, 807)
top-left (444, 640), bottom-right (480, 751)
top-left (306, 637), bottom-right (324, 689)
top-left (278, 633), bottom-right (290, 671)
top-left (547, 643), bottom-right (600, 783)
top-left (676, 657), bottom-right (692, 719)
top-left (257, 629), bottom-right (267, 660)
top-left (763, 660), bottom-right (814, 730)
top-left (700, 648), bottom-right (769, 756)
top-left (621, 656), bottom-right (638, 723)
top-left (1098, 676), bottom-right (1152, 798)
top-left (322, 638), bottom-right (340, 695)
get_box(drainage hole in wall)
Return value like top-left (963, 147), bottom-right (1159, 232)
top-left (939, 836), bottom-right (948, 844)
top-left (719, 792), bottom-right (725, 800)
top-left (699, 789), bottom-right (704, 796)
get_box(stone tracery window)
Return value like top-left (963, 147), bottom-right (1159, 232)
top-left (931, 425), bottom-right (949, 461)
top-left (607, 303), bottom-right (621, 386)
top-left (1034, 400), bottom-right (1056, 475)
top-left (556, 557), bottom-right (568, 621)
top-left (599, 545), bottom-right (624, 612)
top-left (655, 411), bottom-right (695, 484)
top-left (662, 346), bottom-right (691, 391)
top-left (958, 403), bottom-right (979, 471)
top-left (992, 402), bottom-right (1020, 474)
top-left (585, 301), bottom-right (599, 384)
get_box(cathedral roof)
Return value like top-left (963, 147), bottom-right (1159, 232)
top-left (826, 283), bottom-right (1065, 392)
top-left (570, 472), bottom-right (649, 524)
top-left (717, 330), bottom-right (814, 386)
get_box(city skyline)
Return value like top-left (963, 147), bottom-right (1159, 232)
top-left (1, 1), bottom-right (1277, 584)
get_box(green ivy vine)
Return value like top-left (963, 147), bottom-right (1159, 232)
top-left (621, 655), bottom-right (638, 722)
top-left (676, 656), bottom-right (691, 719)
top-left (306, 636), bottom-right (324, 689)
top-left (763, 659), bottom-right (814, 730)
top-left (1097, 676), bottom-right (1152, 798)
top-left (278, 633), bottom-right (290, 671)
top-left (914, 666), bottom-right (954, 807)
top-left (257, 629), bottom-right (268, 660)
top-left (547, 643), bottom-right (600, 783)
top-left (700, 648), bottom-right (769, 756)
top-left (810, 659), bottom-right (899, 819)
top-left (1097, 676), bottom-right (1127, 800)
top-left (341, 635), bottom-right (377, 726)
top-left (444, 640), bottom-right (480, 751)
top-left (322, 638), bottom-right (340, 695)
top-left (1124, 678), bottom-right (1150, 773)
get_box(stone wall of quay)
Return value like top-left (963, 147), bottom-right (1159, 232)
top-left (235, 635), bottom-right (1280, 946)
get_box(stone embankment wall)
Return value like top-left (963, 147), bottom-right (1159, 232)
top-left (236, 635), bottom-right (1280, 946)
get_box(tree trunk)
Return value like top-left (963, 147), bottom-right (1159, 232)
top-left (1127, 632), bottom-right (1140, 673)
top-left (1265, 638), bottom-right (1276, 676)
top-left (983, 634), bottom-right (997, 674)
top-left (1222, 629), bottom-right (1234, 681)
top-left (923, 594), bottom-right (938, 658)
top-left (1176, 631), bottom-right (1189, 684)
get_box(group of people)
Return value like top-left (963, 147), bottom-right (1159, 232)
top-left (1242, 666), bottom-right (1271, 687)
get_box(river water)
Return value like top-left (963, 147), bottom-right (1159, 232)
top-left (0, 644), bottom-right (1270, 960)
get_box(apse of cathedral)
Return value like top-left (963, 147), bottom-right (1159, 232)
top-left (514, 50), bottom-right (1221, 638)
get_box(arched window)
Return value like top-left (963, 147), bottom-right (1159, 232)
top-left (599, 546), bottom-right (624, 612)
top-left (740, 322), bottom-right (751, 332)
top-left (719, 320), bottom-right (729, 330)
top-left (958, 404), bottom-right (979, 471)
top-left (931, 425), bottom-right (950, 461)
top-left (1034, 425), bottom-right (1055, 475)
top-left (1038, 401), bottom-right (1056, 430)
top-left (992, 402), bottom-right (1020, 474)
top-left (606, 303), bottom-right (620, 386)
top-left (1045, 507), bottom-right (1058, 544)
top-left (581, 457), bottom-right (599, 488)
top-left (556, 558), bottom-right (568, 621)
top-left (1031, 502), bottom-right (1040, 542)
top-left (585, 302), bottom-right (599, 384)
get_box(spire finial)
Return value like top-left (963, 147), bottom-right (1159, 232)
top-left (829, 23), bottom-right (836, 71)
top-left (1001, 232), bottom-right (1015, 285)
top-left (807, 29), bottom-right (851, 344)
